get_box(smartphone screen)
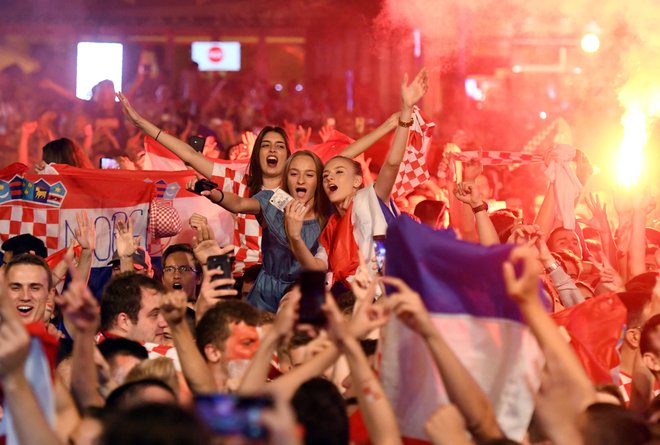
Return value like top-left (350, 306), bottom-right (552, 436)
top-left (236, 396), bottom-right (273, 440)
top-left (207, 254), bottom-right (234, 290)
top-left (195, 394), bottom-right (242, 436)
top-left (373, 235), bottom-right (386, 274)
top-left (188, 135), bottom-right (206, 152)
top-left (298, 270), bottom-right (326, 325)
top-left (100, 157), bottom-right (120, 169)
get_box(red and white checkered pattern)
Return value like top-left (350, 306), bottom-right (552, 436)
top-left (392, 106), bottom-right (435, 200)
top-left (450, 150), bottom-right (545, 165)
top-left (212, 164), bottom-right (262, 275)
top-left (0, 204), bottom-right (60, 254)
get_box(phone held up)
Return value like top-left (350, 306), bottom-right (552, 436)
top-left (206, 254), bottom-right (234, 290)
top-left (99, 157), bottom-right (120, 169)
top-left (188, 135), bottom-right (206, 153)
top-left (193, 179), bottom-right (219, 195)
top-left (195, 394), bottom-right (274, 440)
top-left (373, 235), bottom-right (386, 275)
top-left (298, 270), bottom-right (327, 326)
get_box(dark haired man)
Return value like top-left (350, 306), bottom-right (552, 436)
top-left (161, 243), bottom-right (200, 303)
top-left (100, 272), bottom-right (168, 344)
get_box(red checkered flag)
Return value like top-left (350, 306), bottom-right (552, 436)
top-left (522, 117), bottom-right (572, 153)
top-left (392, 106), bottom-right (435, 200)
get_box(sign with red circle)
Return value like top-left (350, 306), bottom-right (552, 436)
top-left (208, 46), bottom-right (224, 63)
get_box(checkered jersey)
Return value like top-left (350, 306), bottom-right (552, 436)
top-left (211, 163), bottom-right (262, 275)
top-left (450, 150), bottom-right (545, 165)
top-left (0, 204), bottom-right (60, 254)
top-left (392, 106), bottom-right (435, 200)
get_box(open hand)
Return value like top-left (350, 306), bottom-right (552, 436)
top-left (115, 219), bottom-right (138, 258)
top-left (401, 67), bottom-right (429, 109)
top-left (117, 92), bottom-right (144, 127)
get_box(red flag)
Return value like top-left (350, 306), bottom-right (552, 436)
top-left (552, 293), bottom-right (626, 384)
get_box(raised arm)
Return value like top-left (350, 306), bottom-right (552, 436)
top-left (186, 178), bottom-right (261, 215)
top-left (374, 68), bottom-right (429, 203)
top-left (628, 191), bottom-right (650, 278)
top-left (454, 181), bottom-right (499, 246)
top-left (502, 246), bottom-right (595, 445)
top-left (339, 112), bottom-right (399, 159)
top-left (117, 92), bottom-right (215, 178)
top-left (383, 276), bottom-right (504, 441)
top-left (323, 293), bottom-right (401, 445)
top-left (238, 289), bottom-right (299, 395)
top-left (55, 259), bottom-right (104, 409)
top-left (161, 289), bottom-right (218, 394)
top-left (534, 182), bottom-right (558, 237)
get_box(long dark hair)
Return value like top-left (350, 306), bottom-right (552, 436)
top-left (42, 138), bottom-right (94, 168)
top-left (282, 150), bottom-right (330, 228)
top-left (246, 126), bottom-right (291, 197)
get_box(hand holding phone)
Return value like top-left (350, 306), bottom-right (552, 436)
top-left (188, 135), bottom-right (206, 152)
top-left (206, 254), bottom-right (234, 290)
top-left (298, 270), bottom-right (327, 326)
top-left (373, 235), bottom-right (386, 275)
top-left (193, 179), bottom-right (219, 195)
top-left (269, 188), bottom-right (294, 212)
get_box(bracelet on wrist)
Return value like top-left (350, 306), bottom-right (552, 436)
top-left (544, 262), bottom-right (560, 274)
top-left (398, 117), bottom-right (414, 128)
top-left (471, 202), bottom-right (488, 214)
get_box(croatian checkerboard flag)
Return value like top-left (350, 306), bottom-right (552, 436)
top-left (391, 106), bottom-right (435, 200)
top-left (0, 163), bottom-right (155, 297)
top-left (380, 216), bottom-right (543, 442)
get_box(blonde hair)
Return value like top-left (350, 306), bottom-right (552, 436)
top-left (124, 357), bottom-right (179, 396)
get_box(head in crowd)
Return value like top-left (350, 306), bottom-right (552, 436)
top-left (247, 126), bottom-right (291, 196)
top-left (105, 380), bottom-right (177, 412)
top-left (98, 337), bottom-right (149, 385)
top-left (195, 300), bottom-right (261, 381)
top-left (646, 245), bottom-right (659, 272)
top-left (92, 79), bottom-right (116, 105)
top-left (322, 155), bottom-right (364, 207)
top-left (282, 150), bottom-right (330, 227)
top-left (292, 377), bottom-right (349, 445)
top-left (640, 314), bottom-right (660, 375)
top-left (42, 137), bottom-right (93, 168)
top-left (578, 403), bottom-right (651, 445)
top-left (488, 208), bottom-right (520, 244)
top-left (108, 247), bottom-right (154, 278)
top-left (2, 234), bottom-right (48, 261)
top-left (161, 243), bottom-right (200, 302)
top-left (124, 357), bottom-right (180, 398)
top-left (5, 253), bottom-right (53, 324)
top-left (241, 264), bottom-right (262, 300)
top-left (101, 402), bottom-right (209, 445)
top-left (413, 199), bottom-right (447, 229)
top-left (547, 227), bottom-right (583, 259)
top-left (100, 272), bottom-right (168, 344)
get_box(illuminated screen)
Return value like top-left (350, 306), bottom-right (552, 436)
top-left (76, 42), bottom-right (123, 100)
top-left (191, 42), bottom-right (241, 71)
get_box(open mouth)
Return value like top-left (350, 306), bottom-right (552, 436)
top-left (295, 187), bottom-right (307, 199)
top-left (328, 183), bottom-right (338, 193)
top-left (266, 156), bottom-right (278, 168)
top-left (16, 305), bottom-right (33, 316)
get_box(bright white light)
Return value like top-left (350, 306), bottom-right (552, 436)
top-left (191, 42), bottom-right (241, 71)
top-left (295, 84), bottom-right (303, 92)
top-left (274, 83), bottom-right (283, 92)
top-left (76, 42), bottom-right (123, 100)
top-left (581, 33), bottom-right (600, 53)
top-left (616, 107), bottom-right (646, 188)
top-left (413, 29), bottom-right (422, 58)
top-left (539, 111), bottom-right (547, 120)
top-left (512, 65), bottom-right (522, 73)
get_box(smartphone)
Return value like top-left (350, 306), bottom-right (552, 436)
top-left (207, 254), bottom-right (234, 290)
top-left (195, 394), bottom-right (242, 436)
top-left (188, 135), bottom-right (206, 152)
top-left (298, 270), bottom-right (327, 325)
top-left (236, 396), bottom-right (274, 440)
top-left (193, 179), bottom-right (218, 195)
top-left (99, 157), bottom-right (119, 169)
top-left (195, 394), bottom-right (273, 440)
top-left (373, 235), bottom-right (386, 275)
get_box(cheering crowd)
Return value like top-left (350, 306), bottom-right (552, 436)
top-left (0, 62), bottom-right (659, 445)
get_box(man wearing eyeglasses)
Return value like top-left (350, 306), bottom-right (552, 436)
top-left (161, 244), bottom-right (201, 303)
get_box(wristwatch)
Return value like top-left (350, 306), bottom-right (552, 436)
top-left (471, 202), bottom-right (488, 214)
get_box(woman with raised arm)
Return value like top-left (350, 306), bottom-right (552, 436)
top-left (319, 68), bottom-right (429, 288)
top-left (188, 149), bottom-right (330, 312)
top-left (118, 92), bottom-right (399, 277)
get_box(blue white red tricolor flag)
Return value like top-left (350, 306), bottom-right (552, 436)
top-left (380, 216), bottom-right (543, 442)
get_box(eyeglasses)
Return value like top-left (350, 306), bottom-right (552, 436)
top-left (163, 265), bottom-right (197, 275)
